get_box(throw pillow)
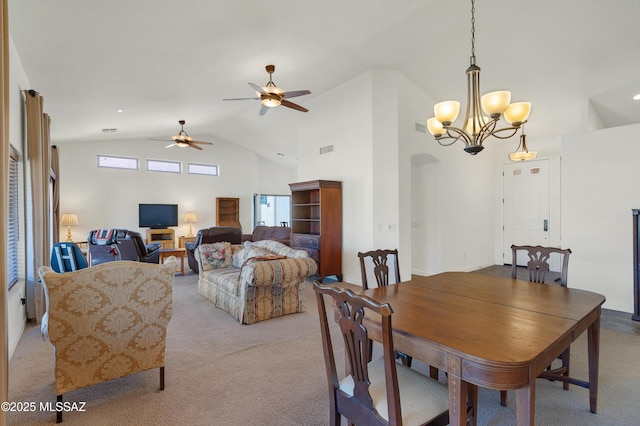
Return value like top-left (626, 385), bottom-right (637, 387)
top-left (199, 242), bottom-right (232, 271)
top-left (232, 248), bottom-right (245, 268)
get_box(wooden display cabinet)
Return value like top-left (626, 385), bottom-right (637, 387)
top-left (216, 197), bottom-right (241, 228)
top-left (146, 228), bottom-right (175, 249)
top-left (289, 180), bottom-right (342, 279)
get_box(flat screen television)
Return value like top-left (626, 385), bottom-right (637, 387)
top-left (138, 204), bottom-right (178, 229)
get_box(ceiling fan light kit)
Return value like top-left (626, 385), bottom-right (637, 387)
top-left (427, 0), bottom-right (535, 161)
top-left (162, 120), bottom-right (214, 150)
top-left (224, 65), bottom-right (311, 115)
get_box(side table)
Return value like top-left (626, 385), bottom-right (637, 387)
top-left (178, 235), bottom-right (196, 248)
top-left (159, 247), bottom-right (186, 276)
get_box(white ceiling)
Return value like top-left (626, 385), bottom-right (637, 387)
top-left (8, 0), bottom-right (640, 164)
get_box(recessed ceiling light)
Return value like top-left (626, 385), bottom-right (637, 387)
top-left (633, 93), bottom-right (640, 101)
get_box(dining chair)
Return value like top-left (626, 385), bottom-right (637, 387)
top-left (313, 280), bottom-right (464, 426)
top-left (358, 249), bottom-right (415, 368)
top-left (500, 244), bottom-right (573, 407)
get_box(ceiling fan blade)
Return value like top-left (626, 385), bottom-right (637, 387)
top-left (249, 82), bottom-right (267, 94)
top-left (223, 97), bottom-right (260, 101)
top-left (165, 143), bottom-right (176, 148)
top-left (259, 105), bottom-right (269, 116)
top-left (281, 99), bottom-right (308, 113)
top-left (191, 140), bottom-right (213, 145)
top-left (283, 90), bottom-right (311, 99)
top-left (189, 143), bottom-right (203, 151)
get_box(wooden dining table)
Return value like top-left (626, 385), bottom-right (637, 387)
top-left (356, 271), bottom-right (606, 426)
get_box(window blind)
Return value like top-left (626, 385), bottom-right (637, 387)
top-left (8, 145), bottom-right (19, 288)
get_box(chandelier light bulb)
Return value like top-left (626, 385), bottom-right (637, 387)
top-left (434, 101), bottom-right (460, 125)
top-left (480, 91), bottom-right (511, 117)
top-left (427, 117), bottom-right (445, 137)
top-left (466, 116), bottom-right (489, 135)
top-left (503, 102), bottom-right (532, 126)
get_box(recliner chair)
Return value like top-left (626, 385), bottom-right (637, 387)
top-left (87, 229), bottom-right (162, 266)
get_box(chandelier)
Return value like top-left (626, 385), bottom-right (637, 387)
top-left (427, 0), bottom-right (534, 159)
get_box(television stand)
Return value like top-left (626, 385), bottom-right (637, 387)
top-left (146, 228), bottom-right (175, 249)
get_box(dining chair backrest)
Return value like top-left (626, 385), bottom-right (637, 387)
top-left (358, 249), bottom-right (401, 290)
top-left (511, 244), bottom-right (572, 287)
top-left (312, 280), bottom-right (451, 426)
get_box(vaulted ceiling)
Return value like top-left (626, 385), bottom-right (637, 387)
top-left (8, 0), bottom-right (640, 164)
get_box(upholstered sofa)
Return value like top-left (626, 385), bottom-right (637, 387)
top-left (241, 225), bottom-right (291, 246)
top-left (87, 229), bottom-right (161, 266)
top-left (186, 226), bottom-right (242, 273)
top-left (38, 257), bottom-right (176, 422)
top-left (195, 240), bottom-right (317, 324)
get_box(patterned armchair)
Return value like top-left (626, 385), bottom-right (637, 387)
top-left (38, 257), bottom-right (177, 423)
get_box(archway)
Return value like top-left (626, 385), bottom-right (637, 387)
top-left (410, 153), bottom-right (441, 276)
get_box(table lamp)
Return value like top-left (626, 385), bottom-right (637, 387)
top-left (184, 212), bottom-right (197, 237)
top-left (60, 213), bottom-right (79, 242)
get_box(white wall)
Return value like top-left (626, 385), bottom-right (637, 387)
top-left (491, 135), bottom-right (563, 263)
top-left (297, 71), bottom-right (375, 284)
top-left (398, 73), bottom-right (496, 274)
top-left (562, 123), bottom-right (640, 312)
top-left (57, 138), bottom-right (295, 242)
top-left (297, 69), bottom-right (500, 284)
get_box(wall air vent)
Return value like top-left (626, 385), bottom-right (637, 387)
top-left (319, 144), bottom-right (334, 155)
top-left (415, 123), bottom-right (427, 133)
top-left (101, 128), bottom-right (118, 133)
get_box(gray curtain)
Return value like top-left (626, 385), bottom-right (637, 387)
top-left (25, 90), bottom-right (51, 323)
top-left (1, 0), bottom-right (11, 422)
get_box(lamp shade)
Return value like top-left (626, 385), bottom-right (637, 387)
top-left (434, 101), bottom-right (460, 124)
top-left (60, 213), bottom-right (79, 226)
top-left (480, 90), bottom-right (511, 116)
top-left (465, 116), bottom-right (489, 135)
top-left (503, 102), bottom-right (531, 125)
top-left (184, 212), bottom-right (197, 223)
top-left (427, 117), bottom-right (445, 137)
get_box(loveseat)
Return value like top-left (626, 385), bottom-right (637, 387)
top-left (195, 240), bottom-right (317, 324)
top-left (241, 225), bottom-right (291, 246)
top-left (186, 226), bottom-right (243, 273)
top-left (87, 229), bottom-right (161, 266)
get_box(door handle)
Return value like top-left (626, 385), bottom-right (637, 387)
top-left (543, 219), bottom-right (548, 232)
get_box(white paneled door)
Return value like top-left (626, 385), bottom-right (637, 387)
top-left (503, 159), bottom-right (550, 265)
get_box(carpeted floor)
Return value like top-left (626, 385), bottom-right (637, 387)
top-left (7, 272), bottom-right (640, 425)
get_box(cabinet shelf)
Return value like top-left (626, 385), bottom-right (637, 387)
top-left (289, 180), bottom-right (342, 279)
top-left (216, 197), bottom-right (241, 228)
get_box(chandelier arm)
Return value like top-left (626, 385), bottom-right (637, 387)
top-left (485, 126), bottom-right (520, 140)
top-left (434, 126), bottom-right (472, 147)
top-left (444, 126), bottom-right (473, 146)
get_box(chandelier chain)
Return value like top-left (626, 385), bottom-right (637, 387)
top-left (470, 0), bottom-right (476, 60)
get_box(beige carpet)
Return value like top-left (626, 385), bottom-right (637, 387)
top-left (7, 273), bottom-right (640, 425)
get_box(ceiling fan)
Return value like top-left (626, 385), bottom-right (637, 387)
top-left (162, 120), bottom-right (213, 150)
top-left (223, 65), bottom-right (311, 115)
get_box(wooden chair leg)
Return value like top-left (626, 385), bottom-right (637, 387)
top-left (160, 366), bottom-right (165, 391)
top-left (56, 394), bottom-right (63, 423)
top-left (561, 347), bottom-right (570, 391)
top-left (396, 351), bottom-right (412, 367)
top-left (500, 390), bottom-right (508, 407)
top-left (429, 366), bottom-right (439, 380)
top-left (467, 384), bottom-right (478, 426)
